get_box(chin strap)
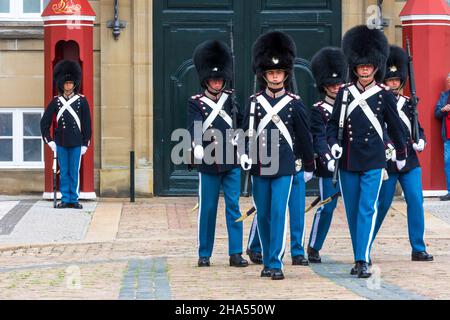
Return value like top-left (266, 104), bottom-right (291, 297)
top-left (205, 81), bottom-right (227, 95)
top-left (263, 73), bottom-right (289, 88)
top-left (353, 67), bottom-right (379, 80)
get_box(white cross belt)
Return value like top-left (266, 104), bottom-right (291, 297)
top-left (397, 96), bottom-right (411, 136)
top-left (56, 95), bottom-right (81, 131)
top-left (200, 93), bottom-right (232, 133)
top-left (256, 95), bottom-right (294, 150)
top-left (347, 85), bottom-right (384, 142)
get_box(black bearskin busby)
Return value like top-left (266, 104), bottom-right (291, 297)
top-left (342, 25), bottom-right (390, 82)
top-left (193, 40), bottom-right (232, 89)
top-left (384, 45), bottom-right (408, 85)
top-left (252, 31), bottom-right (296, 90)
top-left (311, 47), bottom-right (348, 94)
top-left (53, 59), bottom-right (82, 94)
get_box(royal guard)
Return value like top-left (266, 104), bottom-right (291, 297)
top-left (188, 40), bottom-right (248, 268)
top-left (327, 25), bottom-right (407, 278)
top-left (306, 47), bottom-right (348, 263)
top-left (241, 31), bottom-right (315, 280)
top-left (40, 60), bottom-right (92, 209)
top-left (370, 45), bottom-right (433, 262)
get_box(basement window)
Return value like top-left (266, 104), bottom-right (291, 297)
top-left (0, 109), bottom-right (44, 168)
top-left (0, 0), bottom-right (50, 21)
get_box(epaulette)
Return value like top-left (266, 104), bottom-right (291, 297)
top-left (250, 91), bottom-right (263, 99)
top-left (223, 89), bottom-right (233, 95)
top-left (340, 82), bottom-right (352, 88)
top-left (53, 95), bottom-right (58, 99)
top-left (287, 92), bottom-right (301, 100)
top-left (313, 101), bottom-right (323, 107)
top-left (400, 94), bottom-right (410, 100)
top-left (378, 83), bottom-right (390, 91)
top-left (190, 94), bottom-right (203, 100)
top-left (79, 94), bottom-right (85, 97)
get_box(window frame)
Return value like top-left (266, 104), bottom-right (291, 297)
top-left (0, 0), bottom-right (49, 21)
top-left (0, 108), bottom-right (45, 169)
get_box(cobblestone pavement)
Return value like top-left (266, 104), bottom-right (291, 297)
top-left (0, 196), bottom-right (448, 300)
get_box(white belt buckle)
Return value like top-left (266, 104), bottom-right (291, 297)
top-left (359, 99), bottom-right (368, 109)
top-left (272, 114), bottom-right (280, 123)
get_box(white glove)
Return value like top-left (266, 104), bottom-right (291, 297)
top-left (193, 145), bottom-right (204, 160)
top-left (81, 146), bottom-right (88, 155)
top-left (327, 159), bottom-right (336, 172)
top-left (396, 159), bottom-right (406, 171)
top-left (48, 141), bottom-right (57, 153)
top-left (331, 144), bottom-right (343, 159)
top-left (240, 154), bottom-right (252, 171)
top-left (413, 139), bottom-right (425, 152)
top-left (386, 143), bottom-right (396, 161)
top-left (304, 171), bottom-right (313, 183)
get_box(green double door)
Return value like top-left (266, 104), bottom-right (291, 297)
top-left (153, 0), bottom-right (342, 196)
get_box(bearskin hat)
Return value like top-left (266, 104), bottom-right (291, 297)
top-left (53, 59), bottom-right (82, 94)
top-left (252, 31), bottom-right (296, 90)
top-left (193, 40), bottom-right (232, 89)
top-left (342, 25), bottom-right (390, 82)
top-left (384, 45), bottom-right (408, 85)
top-left (311, 47), bottom-right (348, 94)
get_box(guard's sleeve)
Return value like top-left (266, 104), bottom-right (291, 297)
top-left (311, 106), bottom-right (331, 161)
top-left (383, 91), bottom-right (407, 161)
top-left (187, 98), bottom-right (203, 148)
top-left (40, 98), bottom-right (57, 144)
top-left (326, 88), bottom-right (344, 148)
top-left (418, 120), bottom-right (426, 142)
top-left (81, 97), bottom-right (92, 147)
top-left (292, 100), bottom-right (315, 172)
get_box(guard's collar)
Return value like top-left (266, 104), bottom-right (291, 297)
top-left (62, 92), bottom-right (75, 100)
top-left (356, 80), bottom-right (376, 92)
top-left (204, 89), bottom-right (223, 101)
top-left (265, 87), bottom-right (286, 99)
top-left (324, 95), bottom-right (335, 106)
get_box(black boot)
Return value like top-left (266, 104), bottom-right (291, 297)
top-left (246, 248), bottom-right (263, 265)
top-left (307, 247), bottom-right (321, 263)
top-left (71, 202), bottom-right (83, 209)
top-left (229, 253), bottom-right (249, 267)
top-left (198, 257), bottom-right (210, 267)
top-left (271, 269), bottom-right (284, 280)
top-left (292, 255), bottom-right (309, 266)
top-left (260, 267), bottom-right (272, 278)
top-left (356, 261), bottom-right (372, 278)
top-left (412, 251), bottom-right (434, 261)
top-left (56, 202), bottom-right (70, 209)
top-left (439, 193), bottom-right (450, 201)
top-left (350, 263), bottom-right (358, 275)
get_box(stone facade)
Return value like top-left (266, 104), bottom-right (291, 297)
top-left (0, 0), bottom-right (406, 197)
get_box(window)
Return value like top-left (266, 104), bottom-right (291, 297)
top-left (0, 0), bottom-right (50, 21)
top-left (0, 109), bottom-right (44, 168)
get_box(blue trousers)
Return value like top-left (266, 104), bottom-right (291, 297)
top-left (247, 172), bottom-right (306, 257)
top-left (339, 169), bottom-right (383, 263)
top-left (57, 145), bottom-right (82, 204)
top-left (308, 177), bottom-right (340, 251)
top-left (445, 140), bottom-right (450, 193)
top-left (252, 174), bottom-right (293, 270)
top-left (197, 168), bottom-right (243, 258)
top-left (371, 167), bottom-right (426, 253)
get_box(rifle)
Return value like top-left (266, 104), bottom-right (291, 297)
top-left (332, 74), bottom-right (350, 187)
top-left (229, 21), bottom-right (238, 130)
top-left (406, 38), bottom-right (420, 144)
top-left (53, 150), bottom-right (58, 208)
top-left (242, 75), bottom-right (258, 197)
